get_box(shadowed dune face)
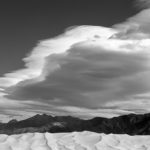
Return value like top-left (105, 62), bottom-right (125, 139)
top-left (0, 132), bottom-right (150, 150)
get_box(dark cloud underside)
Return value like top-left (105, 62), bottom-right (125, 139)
top-left (5, 44), bottom-right (150, 108)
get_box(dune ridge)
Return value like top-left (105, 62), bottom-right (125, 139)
top-left (0, 131), bottom-right (150, 150)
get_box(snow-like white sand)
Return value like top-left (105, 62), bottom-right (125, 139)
top-left (0, 131), bottom-right (150, 150)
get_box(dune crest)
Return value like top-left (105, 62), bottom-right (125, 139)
top-left (0, 131), bottom-right (150, 150)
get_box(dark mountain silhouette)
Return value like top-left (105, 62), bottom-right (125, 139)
top-left (1, 113), bottom-right (150, 135)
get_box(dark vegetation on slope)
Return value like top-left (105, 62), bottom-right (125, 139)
top-left (0, 113), bottom-right (150, 135)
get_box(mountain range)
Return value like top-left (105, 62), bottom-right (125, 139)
top-left (0, 113), bottom-right (150, 135)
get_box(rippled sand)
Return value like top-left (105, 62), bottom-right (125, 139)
top-left (0, 131), bottom-right (150, 150)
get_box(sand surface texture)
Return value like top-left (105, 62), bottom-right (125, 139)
top-left (0, 131), bottom-right (150, 150)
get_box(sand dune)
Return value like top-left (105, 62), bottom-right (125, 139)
top-left (0, 131), bottom-right (150, 150)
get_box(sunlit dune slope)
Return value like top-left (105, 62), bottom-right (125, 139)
top-left (0, 131), bottom-right (150, 150)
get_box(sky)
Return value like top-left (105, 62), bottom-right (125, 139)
top-left (0, 0), bottom-right (150, 122)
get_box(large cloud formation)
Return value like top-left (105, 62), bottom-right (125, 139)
top-left (5, 36), bottom-right (150, 108)
top-left (0, 0), bottom-right (150, 119)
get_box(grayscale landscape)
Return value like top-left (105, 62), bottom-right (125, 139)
top-left (0, 0), bottom-right (150, 149)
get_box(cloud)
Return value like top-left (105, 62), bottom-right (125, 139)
top-left (135, 0), bottom-right (150, 9)
top-left (0, 1), bottom-right (150, 119)
top-left (113, 1), bottom-right (150, 38)
top-left (2, 25), bottom-right (149, 111)
top-left (0, 26), bottom-right (116, 88)
top-left (4, 40), bottom-right (150, 108)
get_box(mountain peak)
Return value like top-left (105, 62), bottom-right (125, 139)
top-left (1, 113), bottom-right (150, 135)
